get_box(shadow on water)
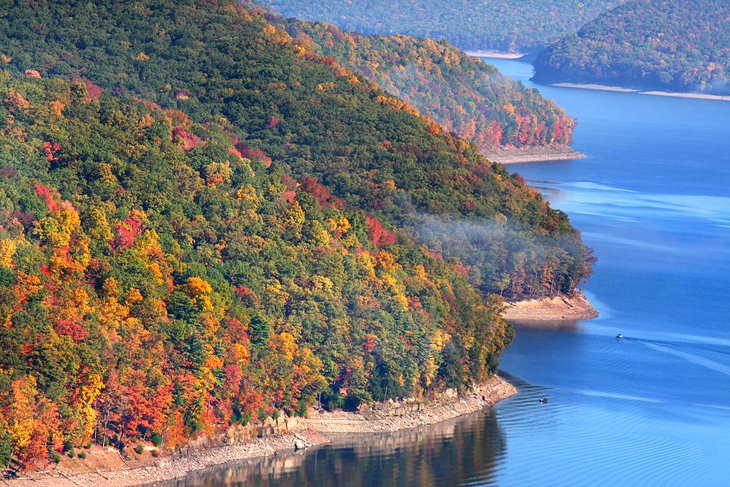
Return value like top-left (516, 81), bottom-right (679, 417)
top-left (152, 405), bottom-right (510, 487)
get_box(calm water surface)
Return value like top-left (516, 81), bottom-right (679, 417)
top-left (160, 59), bottom-right (730, 486)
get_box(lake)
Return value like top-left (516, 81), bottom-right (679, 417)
top-left (158, 59), bottom-right (730, 486)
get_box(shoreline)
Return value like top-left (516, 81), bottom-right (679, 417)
top-left (552, 82), bottom-right (637, 93)
top-left (552, 82), bottom-right (730, 102)
top-left (9, 377), bottom-right (516, 487)
top-left (641, 90), bottom-right (730, 102)
top-left (503, 292), bottom-right (598, 324)
top-left (485, 144), bottom-right (586, 164)
top-left (464, 50), bottom-right (527, 59)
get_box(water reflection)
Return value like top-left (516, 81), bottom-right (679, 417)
top-left (508, 319), bottom-right (582, 332)
top-left (154, 408), bottom-right (507, 487)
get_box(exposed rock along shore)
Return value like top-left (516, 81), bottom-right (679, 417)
top-left (502, 292), bottom-right (598, 322)
top-left (9, 376), bottom-right (516, 487)
top-left (485, 144), bottom-right (586, 164)
top-left (464, 50), bottom-right (527, 59)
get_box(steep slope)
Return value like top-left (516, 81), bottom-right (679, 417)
top-left (281, 18), bottom-right (576, 151)
top-left (0, 75), bottom-right (511, 469)
top-left (533, 0), bottom-right (730, 94)
top-left (257, 0), bottom-right (622, 52)
top-left (0, 0), bottom-right (594, 300)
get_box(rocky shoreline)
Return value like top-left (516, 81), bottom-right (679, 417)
top-left (8, 377), bottom-right (516, 487)
top-left (464, 50), bottom-right (527, 59)
top-left (485, 144), bottom-right (586, 164)
top-left (503, 292), bottom-right (598, 323)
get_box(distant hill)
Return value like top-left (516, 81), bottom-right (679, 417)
top-left (280, 18), bottom-right (576, 151)
top-left (533, 0), bottom-right (730, 94)
top-left (257, 0), bottom-right (621, 52)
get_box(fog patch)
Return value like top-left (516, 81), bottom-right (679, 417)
top-left (408, 213), bottom-right (590, 298)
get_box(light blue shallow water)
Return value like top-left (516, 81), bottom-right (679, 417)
top-left (158, 59), bottom-right (730, 486)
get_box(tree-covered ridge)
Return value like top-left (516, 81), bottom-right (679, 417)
top-left (256, 0), bottom-right (622, 52)
top-left (0, 0), bottom-right (593, 300)
top-left (0, 76), bottom-right (512, 469)
top-left (533, 0), bottom-right (730, 94)
top-left (281, 18), bottom-right (575, 150)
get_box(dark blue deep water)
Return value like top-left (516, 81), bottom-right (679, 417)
top-left (160, 59), bottom-right (730, 486)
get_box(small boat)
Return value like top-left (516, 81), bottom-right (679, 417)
top-left (616, 333), bottom-right (624, 339)
top-left (539, 396), bottom-right (549, 404)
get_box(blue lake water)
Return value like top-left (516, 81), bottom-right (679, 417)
top-left (160, 59), bottom-right (730, 486)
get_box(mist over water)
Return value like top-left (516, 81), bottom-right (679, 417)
top-left (162, 59), bottom-right (730, 486)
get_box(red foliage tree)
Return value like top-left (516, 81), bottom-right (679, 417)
top-left (299, 176), bottom-right (346, 209)
top-left (172, 125), bottom-right (204, 150)
top-left (73, 78), bottom-right (104, 101)
top-left (41, 141), bottom-right (61, 162)
top-left (34, 184), bottom-right (58, 212)
top-left (53, 319), bottom-right (88, 342)
top-left (227, 146), bottom-right (243, 159)
top-left (112, 213), bottom-right (145, 250)
top-left (234, 143), bottom-right (273, 167)
top-left (365, 214), bottom-right (396, 247)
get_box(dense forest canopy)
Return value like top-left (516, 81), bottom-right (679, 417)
top-left (280, 18), bottom-right (576, 150)
top-left (533, 0), bottom-right (730, 94)
top-left (0, 0), bottom-right (593, 470)
top-left (0, 75), bottom-right (511, 469)
top-left (256, 0), bottom-right (622, 52)
top-left (0, 0), bottom-right (593, 301)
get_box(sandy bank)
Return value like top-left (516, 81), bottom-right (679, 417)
top-left (465, 50), bottom-right (526, 60)
top-left (485, 144), bottom-right (586, 164)
top-left (553, 82), bottom-right (637, 93)
top-left (503, 293), bottom-right (598, 323)
top-left (641, 90), bottom-right (730, 102)
top-left (9, 377), bottom-right (515, 487)
top-left (553, 83), bottom-right (730, 102)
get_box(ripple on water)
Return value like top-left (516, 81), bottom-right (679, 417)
top-left (478, 380), bottom-right (722, 487)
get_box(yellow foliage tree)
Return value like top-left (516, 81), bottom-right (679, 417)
top-left (79, 374), bottom-right (104, 441)
top-left (185, 276), bottom-right (214, 311)
top-left (8, 376), bottom-right (40, 450)
top-left (0, 239), bottom-right (15, 268)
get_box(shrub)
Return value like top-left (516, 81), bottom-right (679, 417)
top-left (257, 408), bottom-right (268, 422)
top-left (150, 432), bottom-right (163, 447)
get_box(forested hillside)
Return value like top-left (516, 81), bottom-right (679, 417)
top-left (281, 18), bottom-right (576, 150)
top-left (0, 75), bottom-right (511, 469)
top-left (257, 0), bottom-right (621, 52)
top-left (0, 0), bottom-right (593, 302)
top-left (0, 0), bottom-right (593, 470)
top-left (533, 0), bottom-right (730, 94)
